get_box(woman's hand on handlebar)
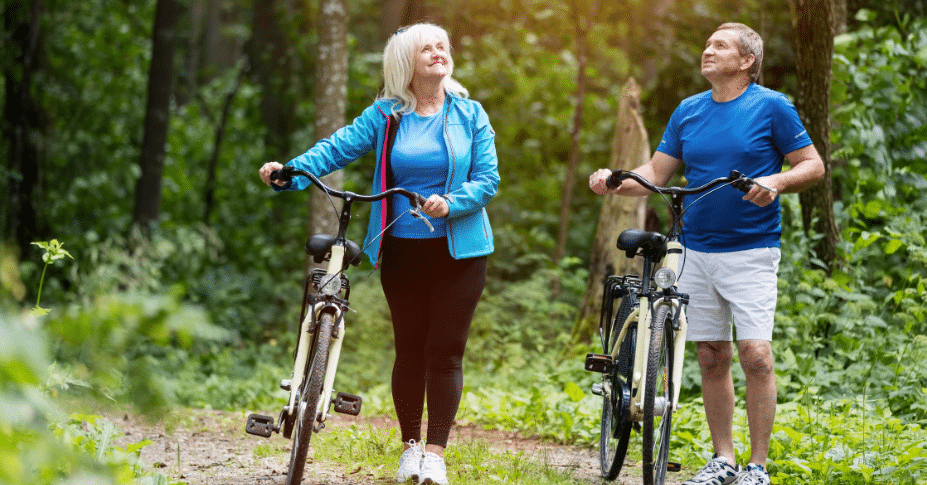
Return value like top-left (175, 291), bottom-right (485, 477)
top-left (422, 194), bottom-right (449, 218)
top-left (259, 162), bottom-right (287, 187)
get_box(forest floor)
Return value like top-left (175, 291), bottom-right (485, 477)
top-left (114, 408), bottom-right (685, 485)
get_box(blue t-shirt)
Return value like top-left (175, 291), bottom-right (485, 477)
top-left (388, 110), bottom-right (448, 238)
top-left (656, 83), bottom-right (813, 252)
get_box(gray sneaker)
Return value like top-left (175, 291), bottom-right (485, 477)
top-left (418, 451), bottom-right (448, 485)
top-left (396, 440), bottom-right (423, 483)
top-left (682, 454), bottom-right (741, 485)
top-left (737, 463), bottom-right (770, 485)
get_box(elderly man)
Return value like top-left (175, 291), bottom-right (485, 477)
top-left (589, 22), bottom-right (824, 485)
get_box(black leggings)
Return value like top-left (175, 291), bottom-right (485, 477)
top-left (380, 235), bottom-right (487, 447)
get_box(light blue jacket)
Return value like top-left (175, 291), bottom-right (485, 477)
top-left (277, 92), bottom-right (499, 264)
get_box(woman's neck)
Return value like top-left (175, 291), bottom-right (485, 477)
top-left (411, 79), bottom-right (446, 116)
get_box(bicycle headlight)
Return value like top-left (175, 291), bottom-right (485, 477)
top-left (654, 267), bottom-right (677, 289)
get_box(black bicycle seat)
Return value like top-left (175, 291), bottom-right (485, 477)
top-left (305, 234), bottom-right (363, 268)
top-left (616, 229), bottom-right (668, 260)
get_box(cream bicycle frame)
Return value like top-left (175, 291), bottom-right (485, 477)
top-left (608, 240), bottom-right (687, 421)
top-left (285, 245), bottom-right (347, 429)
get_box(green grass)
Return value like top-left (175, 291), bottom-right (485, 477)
top-left (309, 424), bottom-right (588, 484)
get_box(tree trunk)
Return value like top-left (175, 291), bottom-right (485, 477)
top-left (833, 0), bottom-right (847, 35)
top-left (203, 63), bottom-right (246, 224)
top-left (2, 0), bottom-right (45, 252)
top-left (133, 0), bottom-right (183, 231)
top-left (249, 0), bottom-right (296, 161)
top-left (553, 0), bottom-right (598, 297)
top-left (380, 0), bottom-right (410, 41)
top-left (307, 0), bottom-right (348, 252)
top-left (572, 78), bottom-right (648, 344)
top-left (790, 0), bottom-right (840, 268)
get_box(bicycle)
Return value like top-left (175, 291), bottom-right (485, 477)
top-left (584, 169), bottom-right (764, 484)
top-left (244, 166), bottom-right (431, 485)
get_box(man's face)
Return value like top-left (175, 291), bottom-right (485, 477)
top-left (701, 29), bottom-right (752, 81)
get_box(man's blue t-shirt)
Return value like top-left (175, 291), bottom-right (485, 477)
top-left (656, 83), bottom-right (813, 252)
top-left (389, 110), bottom-right (448, 238)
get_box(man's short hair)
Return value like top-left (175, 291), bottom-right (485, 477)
top-left (716, 23), bottom-right (764, 83)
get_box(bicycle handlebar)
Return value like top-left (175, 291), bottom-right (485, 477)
top-left (605, 169), bottom-right (765, 195)
top-left (271, 166), bottom-right (427, 207)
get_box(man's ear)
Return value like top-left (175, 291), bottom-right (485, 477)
top-left (741, 54), bottom-right (756, 72)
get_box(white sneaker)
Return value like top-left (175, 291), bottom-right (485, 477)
top-left (682, 454), bottom-right (741, 485)
top-left (418, 451), bottom-right (448, 485)
top-left (396, 440), bottom-right (423, 483)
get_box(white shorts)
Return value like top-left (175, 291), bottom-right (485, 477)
top-left (676, 247), bottom-right (781, 342)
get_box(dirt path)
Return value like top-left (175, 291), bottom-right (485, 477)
top-left (116, 409), bottom-right (683, 485)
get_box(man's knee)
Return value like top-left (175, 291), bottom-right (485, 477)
top-left (738, 340), bottom-right (775, 378)
top-left (697, 341), bottom-right (734, 376)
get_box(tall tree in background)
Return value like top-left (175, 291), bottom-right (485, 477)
top-left (379, 0), bottom-right (426, 41)
top-left (789, 0), bottom-right (840, 267)
top-left (553, 0), bottom-right (599, 295)
top-left (2, 0), bottom-right (45, 252)
top-left (133, 0), bottom-right (183, 231)
top-left (249, 0), bottom-right (296, 161)
top-left (307, 0), bottom-right (349, 244)
top-left (572, 79), bottom-right (648, 342)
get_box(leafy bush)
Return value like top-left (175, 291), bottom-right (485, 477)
top-left (1, 305), bottom-right (198, 484)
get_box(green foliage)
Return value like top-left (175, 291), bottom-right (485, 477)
top-left (29, 239), bottom-right (74, 315)
top-left (0, 306), bottom-right (194, 484)
top-left (768, 396), bottom-right (927, 484)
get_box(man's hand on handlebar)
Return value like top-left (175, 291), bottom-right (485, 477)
top-left (589, 168), bottom-right (624, 195)
top-left (259, 161), bottom-right (287, 187)
top-left (741, 175), bottom-right (779, 207)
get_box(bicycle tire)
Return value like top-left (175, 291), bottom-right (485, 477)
top-left (642, 304), bottom-right (674, 485)
top-left (285, 312), bottom-right (333, 485)
top-left (600, 323), bottom-right (635, 480)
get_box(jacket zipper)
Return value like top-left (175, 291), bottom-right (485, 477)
top-left (443, 97), bottom-right (458, 259)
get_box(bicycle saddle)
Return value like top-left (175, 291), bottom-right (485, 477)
top-left (616, 229), bottom-right (668, 260)
top-left (305, 234), bottom-right (363, 268)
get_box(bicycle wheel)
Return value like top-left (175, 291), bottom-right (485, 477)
top-left (642, 304), bottom-right (674, 485)
top-left (600, 322), bottom-right (635, 480)
top-left (599, 292), bottom-right (637, 480)
top-left (285, 312), bottom-right (333, 485)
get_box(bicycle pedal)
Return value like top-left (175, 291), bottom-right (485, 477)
top-left (245, 413), bottom-right (276, 438)
top-left (584, 353), bottom-right (614, 374)
top-left (332, 392), bottom-right (363, 416)
top-left (667, 461), bottom-right (682, 473)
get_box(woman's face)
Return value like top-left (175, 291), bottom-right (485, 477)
top-left (411, 35), bottom-right (451, 83)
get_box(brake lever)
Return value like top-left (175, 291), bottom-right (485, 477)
top-left (409, 208), bottom-right (435, 233)
top-left (753, 180), bottom-right (778, 193)
top-left (408, 194), bottom-right (435, 232)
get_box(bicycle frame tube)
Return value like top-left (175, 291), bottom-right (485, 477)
top-left (661, 240), bottom-right (687, 412)
top-left (287, 301), bottom-right (326, 413)
top-left (312, 244), bottom-right (347, 428)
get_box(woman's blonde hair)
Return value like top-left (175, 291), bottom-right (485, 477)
top-left (378, 23), bottom-right (469, 115)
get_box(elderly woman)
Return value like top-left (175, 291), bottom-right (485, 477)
top-left (259, 23), bottom-right (498, 485)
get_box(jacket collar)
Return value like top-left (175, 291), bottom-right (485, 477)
top-left (375, 91), bottom-right (460, 119)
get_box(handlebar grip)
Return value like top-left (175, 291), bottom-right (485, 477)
top-left (270, 165), bottom-right (294, 183)
top-left (605, 170), bottom-right (624, 189)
